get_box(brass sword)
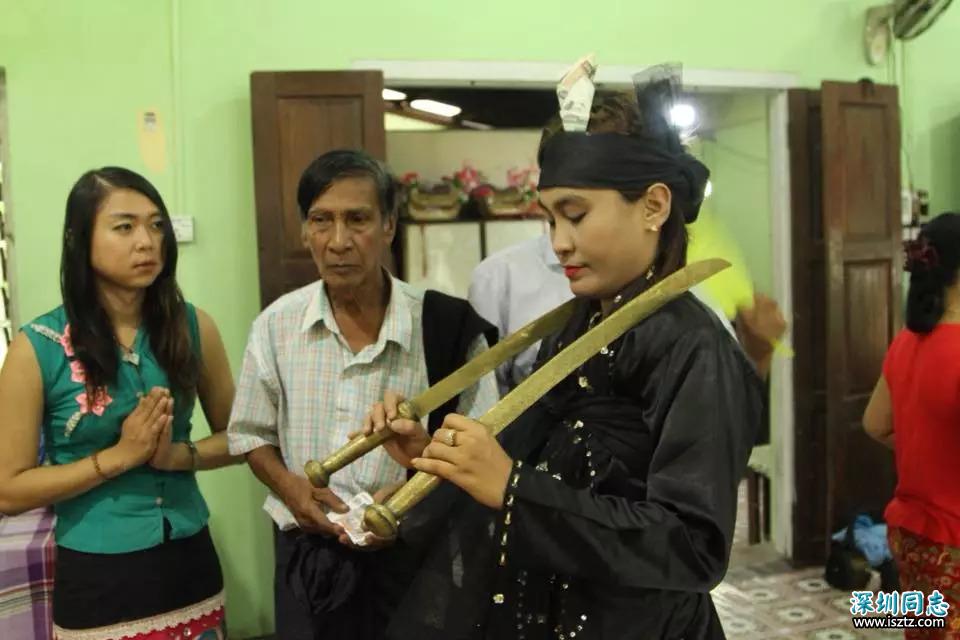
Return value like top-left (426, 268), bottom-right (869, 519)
top-left (304, 299), bottom-right (579, 487)
top-left (363, 258), bottom-right (731, 539)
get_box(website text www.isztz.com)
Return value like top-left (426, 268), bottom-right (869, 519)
top-left (852, 616), bottom-right (946, 630)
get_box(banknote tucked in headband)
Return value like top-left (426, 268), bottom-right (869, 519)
top-left (537, 60), bottom-right (710, 223)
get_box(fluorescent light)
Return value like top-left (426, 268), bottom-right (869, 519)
top-left (382, 88), bottom-right (407, 101)
top-left (410, 98), bottom-right (462, 118)
top-left (704, 180), bottom-right (713, 198)
top-left (670, 103), bottom-right (697, 129)
top-left (384, 112), bottom-right (446, 132)
top-left (461, 120), bottom-right (493, 130)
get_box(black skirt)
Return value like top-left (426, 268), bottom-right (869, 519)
top-left (53, 523), bottom-right (224, 629)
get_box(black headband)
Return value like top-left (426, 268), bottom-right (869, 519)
top-left (537, 132), bottom-right (710, 223)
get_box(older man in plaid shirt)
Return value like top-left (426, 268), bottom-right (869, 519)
top-left (228, 150), bottom-right (498, 640)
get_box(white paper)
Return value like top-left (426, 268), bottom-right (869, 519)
top-left (327, 491), bottom-right (375, 546)
top-left (557, 54), bottom-right (597, 132)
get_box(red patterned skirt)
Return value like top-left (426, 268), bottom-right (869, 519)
top-left (888, 526), bottom-right (960, 638)
top-left (54, 592), bottom-right (225, 640)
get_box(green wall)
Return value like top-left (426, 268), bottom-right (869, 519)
top-left (2, 1), bottom-right (959, 636)
top-left (898, 17), bottom-right (960, 216)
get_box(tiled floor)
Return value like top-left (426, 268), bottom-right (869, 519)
top-left (713, 483), bottom-right (903, 639)
top-left (714, 560), bottom-right (902, 639)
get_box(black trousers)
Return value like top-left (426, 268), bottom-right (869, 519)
top-left (273, 527), bottom-right (417, 640)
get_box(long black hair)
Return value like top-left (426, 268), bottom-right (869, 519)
top-left (61, 167), bottom-right (198, 398)
top-left (905, 212), bottom-right (960, 333)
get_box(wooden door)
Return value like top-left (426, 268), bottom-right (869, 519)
top-left (821, 80), bottom-right (901, 534)
top-left (250, 71), bottom-right (385, 309)
top-left (789, 89), bottom-right (830, 565)
top-left (789, 81), bottom-right (901, 565)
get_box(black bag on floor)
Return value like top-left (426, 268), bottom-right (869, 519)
top-left (824, 511), bottom-right (899, 592)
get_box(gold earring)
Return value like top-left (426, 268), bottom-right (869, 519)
top-left (649, 225), bottom-right (659, 232)
top-left (645, 266), bottom-right (655, 280)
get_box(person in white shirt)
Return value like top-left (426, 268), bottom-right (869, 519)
top-left (468, 232), bottom-right (773, 395)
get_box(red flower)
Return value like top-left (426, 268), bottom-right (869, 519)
top-left (70, 360), bottom-right (86, 384)
top-left (63, 323), bottom-right (112, 417)
top-left (507, 168), bottom-right (530, 188)
top-left (75, 388), bottom-right (113, 417)
top-left (60, 324), bottom-right (74, 357)
top-left (454, 165), bottom-right (483, 192)
top-left (473, 185), bottom-right (495, 198)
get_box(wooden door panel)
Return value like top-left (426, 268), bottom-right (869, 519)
top-left (790, 81), bottom-right (901, 565)
top-left (822, 80), bottom-right (901, 533)
top-left (250, 70), bottom-right (385, 309)
top-left (837, 103), bottom-right (898, 239)
top-left (277, 97), bottom-right (366, 256)
top-left (789, 89), bottom-right (831, 565)
top-left (844, 261), bottom-right (893, 391)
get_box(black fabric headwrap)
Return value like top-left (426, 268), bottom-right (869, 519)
top-left (537, 131), bottom-right (710, 223)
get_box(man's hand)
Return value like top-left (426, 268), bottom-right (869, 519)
top-left (354, 390), bottom-right (430, 469)
top-left (281, 474), bottom-right (348, 537)
top-left (335, 482), bottom-right (403, 551)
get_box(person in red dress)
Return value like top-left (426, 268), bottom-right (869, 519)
top-left (864, 212), bottom-right (960, 638)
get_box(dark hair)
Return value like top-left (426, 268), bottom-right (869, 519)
top-left (61, 167), bottom-right (198, 399)
top-left (296, 149), bottom-right (397, 221)
top-left (538, 92), bottom-right (689, 280)
top-left (905, 212), bottom-right (960, 333)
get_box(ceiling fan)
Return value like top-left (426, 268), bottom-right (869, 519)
top-left (865, 0), bottom-right (953, 65)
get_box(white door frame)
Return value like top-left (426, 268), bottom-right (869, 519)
top-left (356, 58), bottom-right (798, 559)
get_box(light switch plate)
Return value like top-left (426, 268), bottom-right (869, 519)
top-left (171, 216), bottom-right (195, 243)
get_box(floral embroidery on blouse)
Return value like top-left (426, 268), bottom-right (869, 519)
top-left (31, 322), bottom-right (114, 436)
top-left (60, 324), bottom-right (75, 357)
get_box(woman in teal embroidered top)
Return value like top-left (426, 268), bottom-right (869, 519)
top-left (0, 167), bottom-right (241, 640)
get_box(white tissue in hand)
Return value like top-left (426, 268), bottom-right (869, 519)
top-left (328, 491), bottom-right (375, 546)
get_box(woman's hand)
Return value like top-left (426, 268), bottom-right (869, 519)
top-left (148, 396), bottom-right (185, 471)
top-left (354, 390), bottom-right (430, 468)
top-left (112, 387), bottom-right (172, 469)
top-left (411, 414), bottom-right (513, 510)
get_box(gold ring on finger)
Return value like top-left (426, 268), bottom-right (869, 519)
top-left (442, 429), bottom-right (457, 447)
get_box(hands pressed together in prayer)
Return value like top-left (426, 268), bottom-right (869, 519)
top-left (358, 390), bottom-right (514, 510)
top-left (111, 387), bottom-right (173, 471)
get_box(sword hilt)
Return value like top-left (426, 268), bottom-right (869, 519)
top-left (363, 470), bottom-right (442, 539)
top-left (304, 400), bottom-right (420, 488)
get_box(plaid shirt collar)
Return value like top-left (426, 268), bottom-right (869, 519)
top-left (300, 272), bottom-right (415, 353)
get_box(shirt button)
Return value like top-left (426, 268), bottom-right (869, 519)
top-left (155, 497), bottom-right (164, 506)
